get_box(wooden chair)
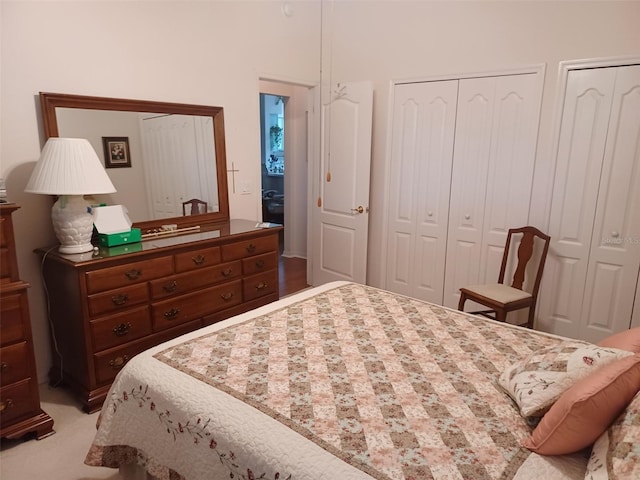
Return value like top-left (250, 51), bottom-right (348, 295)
top-left (182, 198), bottom-right (207, 216)
top-left (457, 226), bottom-right (550, 329)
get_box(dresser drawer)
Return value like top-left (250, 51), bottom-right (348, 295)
top-left (242, 252), bottom-right (278, 275)
top-left (85, 256), bottom-right (174, 294)
top-left (151, 280), bottom-right (243, 331)
top-left (0, 291), bottom-right (27, 346)
top-left (93, 320), bottom-right (201, 385)
top-left (0, 342), bottom-right (29, 386)
top-left (175, 246), bottom-right (221, 273)
top-left (221, 235), bottom-right (278, 261)
top-left (93, 341), bottom-right (150, 385)
top-left (90, 306), bottom-right (152, 352)
top-left (150, 261), bottom-right (242, 300)
top-left (0, 379), bottom-right (39, 424)
top-left (243, 269), bottom-right (278, 301)
top-left (87, 283), bottom-right (149, 317)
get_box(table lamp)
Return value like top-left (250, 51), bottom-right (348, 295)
top-left (25, 137), bottom-right (116, 254)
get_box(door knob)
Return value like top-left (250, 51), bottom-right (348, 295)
top-left (351, 206), bottom-right (365, 214)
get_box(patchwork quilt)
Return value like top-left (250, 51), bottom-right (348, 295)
top-left (86, 282), bottom-right (585, 480)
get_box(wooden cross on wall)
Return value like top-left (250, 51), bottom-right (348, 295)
top-left (227, 162), bottom-right (239, 194)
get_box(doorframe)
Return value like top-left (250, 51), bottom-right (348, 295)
top-left (380, 63), bottom-right (546, 289)
top-left (541, 55), bottom-right (640, 234)
top-left (257, 75), bottom-right (317, 269)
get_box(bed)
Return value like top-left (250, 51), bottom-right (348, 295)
top-left (85, 281), bottom-right (640, 480)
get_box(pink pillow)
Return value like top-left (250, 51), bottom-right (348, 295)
top-left (522, 354), bottom-right (640, 456)
top-left (598, 327), bottom-right (640, 352)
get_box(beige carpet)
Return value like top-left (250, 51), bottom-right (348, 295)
top-left (0, 384), bottom-right (122, 480)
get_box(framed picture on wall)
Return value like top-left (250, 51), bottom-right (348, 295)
top-left (102, 136), bottom-right (131, 168)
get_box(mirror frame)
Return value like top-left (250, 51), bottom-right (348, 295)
top-left (39, 91), bottom-right (230, 232)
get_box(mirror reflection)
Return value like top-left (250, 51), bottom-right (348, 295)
top-left (56, 108), bottom-right (219, 223)
top-left (39, 92), bottom-right (230, 229)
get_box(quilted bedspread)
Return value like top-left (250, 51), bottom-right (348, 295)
top-left (86, 282), bottom-right (585, 480)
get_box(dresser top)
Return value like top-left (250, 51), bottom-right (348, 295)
top-left (36, 219), bottom-right (282, 266)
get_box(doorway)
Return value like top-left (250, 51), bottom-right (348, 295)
top-left (258, 80), bottom-right (309, 262)
top-left (260, 93), bottom-right (286, 226)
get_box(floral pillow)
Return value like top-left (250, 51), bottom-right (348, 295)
top-left (498, 341), bottom-right (633, 417)
top-left (585, 392), bottom-right (640, 480)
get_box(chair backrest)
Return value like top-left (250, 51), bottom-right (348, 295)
top-left (182, 198), bottom-right (207, 216)
top-left (498, 226), bottom-right (551, 298)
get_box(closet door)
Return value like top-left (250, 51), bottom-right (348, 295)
top-left (579, 65), bottom-right (640, 341)
top-left (140, 115), bottom-right (207, 219)
top-left (539, 65), bottom-right (640, 341)
top-left (386, 81), bottom-right (458, 303)
top-left (632, 270), bottom-right (640, 329)
top-left (443, 74), bottom-right (540, 308)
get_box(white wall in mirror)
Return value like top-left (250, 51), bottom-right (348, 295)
top-left (56, 108), bottom-right (149, 221)
top-left (56, 108), bottom-right (221, 223)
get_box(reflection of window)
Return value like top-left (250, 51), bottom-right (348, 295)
top-left (269, 113), bottom-right (284, 151)
top-left (266, 153), bottom-right (284, 176)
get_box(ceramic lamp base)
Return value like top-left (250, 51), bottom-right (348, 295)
top-left (51, 195), bottom-right (94, 254)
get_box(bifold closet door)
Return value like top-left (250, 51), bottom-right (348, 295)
top-left (442, 74), bottom-right (540, 308)
top-left (539, 65), bottom-right (640, 341)
top-left (386, 73), bottom-right (541, 307)
top-left (386, 80), bottom-right (458, 303)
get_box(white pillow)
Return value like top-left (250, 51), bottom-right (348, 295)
top-left (498, 341), bottom-right (632, 417)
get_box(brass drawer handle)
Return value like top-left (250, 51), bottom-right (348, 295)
top-left (0, 399), bottom-right (14, 412)
top-left (1, 362), bottom-right (8, 372)
top-left (192, 254), bottom-right (206, 265)
top-left (246, 243), bottom-right (256, 253)
top-left (109, 355), bottom-right (129, 370)
top-left (255, 260), bottom-right (265, 269)
top-left (164, 308), bottom-right (180, 320)
top-left (220, 292), bottom-right (234, 301)
top-left (255, 281), bottom-right (268, 290)
top-left (111, 294), bottom-right (129, 306)
top-left (112, 322), bottom-right (132, 337)
top-left (125, 269), bottom-right (142, 280)
top-left (221, 268), bottom-right (233, 277)
top-left (163, 281), bottom-right (178, 292)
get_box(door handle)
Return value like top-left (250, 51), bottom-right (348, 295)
top-left (350, 206), bottom-right (367, 214)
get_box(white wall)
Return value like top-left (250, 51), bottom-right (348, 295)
top-left (1, 0), bottom-right (639, 384)
top-left (0, 0), bottom-right (320, 383)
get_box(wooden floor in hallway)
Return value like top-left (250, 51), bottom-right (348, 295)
top-left (279, 255), bottom-right (309, 297)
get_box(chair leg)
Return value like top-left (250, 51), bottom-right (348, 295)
top-left (458, 293), bottom-right (466, 311)
top-left (526, 307), bottom-right (535, 329)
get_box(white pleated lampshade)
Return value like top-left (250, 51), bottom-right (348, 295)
top-left (25, 137), bottom-right (116, 195)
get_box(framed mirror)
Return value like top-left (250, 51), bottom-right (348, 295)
top-left (39, 92), bottom-right (230, 232)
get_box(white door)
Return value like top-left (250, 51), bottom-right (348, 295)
top-left (539, 64), bottom-right (640, 341)
top-left (385, 72), bottom-right (542, 309)
top-left (632, 270), bottom-right (640, 329)
top-left (579, 65), bottom-right (640, 341)
top-left (443, 73), bottom-right (541, 308)
top-left (140, 114), bottom-right (213, 219)
top-left (386, 80), bottom-right (458, 303)
top-left (310, 81), bottom-right (373, 285)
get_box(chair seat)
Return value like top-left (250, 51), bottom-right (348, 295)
top-left (462, 284), bottom-right (532, 304)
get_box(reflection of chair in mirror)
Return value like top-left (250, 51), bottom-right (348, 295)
top-left (182, 198), bottom-right (208, 216)
top-left (457, 226), bottom-right (550, 329)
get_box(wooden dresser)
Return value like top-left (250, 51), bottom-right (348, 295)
top-left (1, 204), bottom-right (54, 439)
top-left (36, 219), bottom-right (281, 413)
